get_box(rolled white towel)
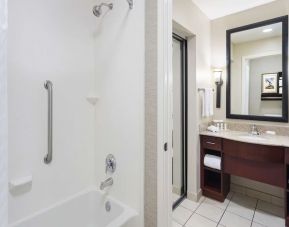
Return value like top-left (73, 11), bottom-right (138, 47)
top-left (207, 125), bottom-right (219, 133)
top-left (204, 154), bottom-right (221, 170)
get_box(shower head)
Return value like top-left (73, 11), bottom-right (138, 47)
top-left (93, 3), bottom-right (113, 17)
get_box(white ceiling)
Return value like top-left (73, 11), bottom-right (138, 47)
top-left (191, 0), bottom-right (277, 20)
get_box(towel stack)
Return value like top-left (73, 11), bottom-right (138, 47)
top-left (204, 154), bottom-right (221, 170)
top-left (200, 88), bottom-right (213, 117)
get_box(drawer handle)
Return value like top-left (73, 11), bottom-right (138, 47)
top-left (206, 141), bottom-right (215, 145)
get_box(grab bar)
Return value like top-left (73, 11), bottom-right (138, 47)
top-left (44, 80), bottom-right (53, 164)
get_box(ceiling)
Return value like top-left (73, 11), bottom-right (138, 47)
top-left (191, 0), bottom-right (277, 20)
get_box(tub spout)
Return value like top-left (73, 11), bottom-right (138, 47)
top-left (100, 177), bottom-right (113, 190)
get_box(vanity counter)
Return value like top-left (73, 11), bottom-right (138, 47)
top-left (200, 130), bottom-right (289, 226)
top-left (200, 130), bottom-right (289, 148)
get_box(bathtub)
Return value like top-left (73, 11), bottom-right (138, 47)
top-left (10, 188), bottom-right (137, 227)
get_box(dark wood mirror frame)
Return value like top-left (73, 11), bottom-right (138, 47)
top-left (226, 15), bottom-right (289, 122)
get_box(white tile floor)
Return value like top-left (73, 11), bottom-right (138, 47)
top-left (172, 192), bottom-right (285, 227)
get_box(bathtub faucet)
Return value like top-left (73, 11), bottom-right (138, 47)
top-left (100, 177), bottom-right (113, 190)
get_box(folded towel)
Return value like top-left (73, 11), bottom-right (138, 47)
top-left (207, 125), bottom-right (219, 133)
top-left (200, 88), bottom-right (213, 117)
top-left (204, 154), bottom-right (221, 170)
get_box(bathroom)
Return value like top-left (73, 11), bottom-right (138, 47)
top-left (0, 0), bottom-right (289, 227)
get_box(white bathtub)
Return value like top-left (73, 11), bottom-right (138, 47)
top-left (10, 188), bottom-right (137, 227)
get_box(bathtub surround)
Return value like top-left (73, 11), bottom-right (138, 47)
top-left (93, 0), bottom-right (145, 226)
top-left (0, 0), bottom-right (8, 226)
top-left (8, 0), bottom-right (96, 222)
top-left (8, 0), bottom-right (144, 226)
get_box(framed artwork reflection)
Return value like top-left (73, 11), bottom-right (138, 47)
top-left (261, 72), bottom-right (282, 100)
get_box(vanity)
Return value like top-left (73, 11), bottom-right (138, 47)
top-left (199, 13), bottom-right (289, 225)
top-left (200, 130), bottom-right (289, 226)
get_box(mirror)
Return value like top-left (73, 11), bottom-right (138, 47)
top-left (226, 16), bottom-right (288, 122)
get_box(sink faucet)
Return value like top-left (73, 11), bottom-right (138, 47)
top-left (250, 124), bottom-right (260, 135)
top-left (100, 177), bottom-right (113, 190)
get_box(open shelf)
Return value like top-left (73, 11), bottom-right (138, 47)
top-left (204, 169), bottom-right (221, 193)
top-left (204, 166), bottom-right (221, 174)
top-left (204, 149), bottom-right (221, 157)
top-left (200, 135), bottom-right (230, 202)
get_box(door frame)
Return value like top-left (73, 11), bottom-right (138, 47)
top-left (157, 0), bottom-right (173, 226)
top-left (172, 33), bottom-right (188, 210)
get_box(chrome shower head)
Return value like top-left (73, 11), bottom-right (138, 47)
top-left (93, 3), bottom-right (113, 17)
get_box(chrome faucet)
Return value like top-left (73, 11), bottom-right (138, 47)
top-left (100, 177), bottom-right (113, 190)
top-left (250, 124), bottom-right (260, 135)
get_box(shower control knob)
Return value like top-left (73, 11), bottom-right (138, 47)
top-left (105, 154), bottom-right (116, 174)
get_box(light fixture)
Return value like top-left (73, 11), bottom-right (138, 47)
top-left (263, 28), bottom-right (273, 33)
top-left (213, 69), bottom-right (223, 108)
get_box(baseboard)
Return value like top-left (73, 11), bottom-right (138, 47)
top-left (187, 189), bottom-right (202, 202)
top-left (231, 183), bottom-right (284, 207)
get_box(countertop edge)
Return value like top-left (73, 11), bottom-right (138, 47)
top-left (199, 130), bottom-right (289, 148)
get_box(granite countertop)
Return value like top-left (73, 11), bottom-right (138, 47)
top-left (200, 130), bottom-right (289, 148)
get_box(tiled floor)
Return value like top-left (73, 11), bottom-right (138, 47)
top-left (172, 192), bottom-right (285, 227)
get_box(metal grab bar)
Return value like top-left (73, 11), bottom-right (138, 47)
top-left (44, 80), bottom-right (53, 164)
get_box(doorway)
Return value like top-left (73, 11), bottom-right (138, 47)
top-left (172, 33), bottom-right (187, 209)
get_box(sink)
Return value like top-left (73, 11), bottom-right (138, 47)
top-left (238, 135), bottom-right (267, 141)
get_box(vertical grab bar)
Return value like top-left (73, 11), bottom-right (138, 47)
top-left (44, 80), bottom-right (53, 164)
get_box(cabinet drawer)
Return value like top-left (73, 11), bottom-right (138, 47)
top-left (201, 136), bottom-right (222, 151)
top-left (223, 139), bottom-right (284, 163)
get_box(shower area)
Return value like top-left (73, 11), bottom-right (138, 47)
top-left (6, 0), bottom-right (144, 226)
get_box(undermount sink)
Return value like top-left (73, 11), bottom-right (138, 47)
top-left (238, 135), bottom-right (267, 141)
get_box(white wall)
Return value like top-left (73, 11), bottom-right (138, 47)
top-left (93, 1), bottom-right (144, 226)
top-left (211, 0), bottom-right (289, 197)
top-left (8, 0), bottom-right (97, 223)
top-left (173, 0), bottom-right (211, 201)
top-left (0, 0), bottom-right (8, 226)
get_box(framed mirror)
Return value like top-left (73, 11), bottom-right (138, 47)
top-left (226, 16), bottom-right (288, 122)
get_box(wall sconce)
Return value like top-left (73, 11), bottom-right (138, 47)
top-left (214, 70), bottom-right (223, 108)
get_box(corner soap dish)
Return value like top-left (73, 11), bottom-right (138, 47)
top-left (9, 175), bottom-right (32, 191)
top-left (86, 95), bottom-right (99, 105)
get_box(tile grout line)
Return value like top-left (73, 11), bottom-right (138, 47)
top-left (176, 193), bottom-right (282, 227)
top-left (183, 197), bottom-right (206, 226)
top-left (216, 192), bottom-right (235, 226)
top-left (173, 198), bottom-right (205, 226)
top-left (224, 193), bottom-right (260, 222)
top-left (250, 199), bottom-right (259, 227)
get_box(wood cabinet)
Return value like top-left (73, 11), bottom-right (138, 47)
top-left (200, 136), bottom-right (230, 202)
top-left (200, 135), bottom-right (289, 226)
